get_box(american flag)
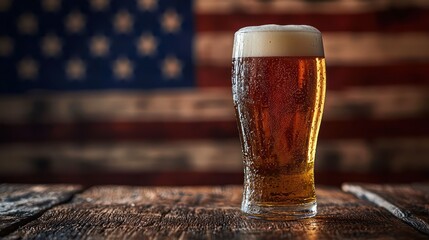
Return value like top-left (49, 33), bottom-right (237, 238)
top-left (0, 0), bottom-right (428, 185)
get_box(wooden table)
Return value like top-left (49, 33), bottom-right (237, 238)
top-left (1, 183), bottom-right (428, 239)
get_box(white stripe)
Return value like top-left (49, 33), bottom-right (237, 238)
top-left (0, 86), bottom-right (427, 123)
top-left (196, 0), bottom-right (429, 14)
top-left (319, 138), bottom-right (429, 172)
top-left (0, 140), bottom-right (243, 173)
top-left (1, 138), bottom-right (428, 173)
top-left (197, 32), bottom-right (429, 66)
top-left (0, 89), bottom-right (234, 123)
top-left (324, 86), bottom-right (429, 120)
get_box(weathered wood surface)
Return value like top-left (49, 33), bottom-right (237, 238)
top-left (0, 184), bottom-right (81, 237)
top-left (343, 183), bottom-right (429, 235)
top-left (4, 185), bottom-right (427, 239)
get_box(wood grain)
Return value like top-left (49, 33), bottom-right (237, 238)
top-left (4, 186), bottom-right (427, 239)
top-left (0, 184), bottom-right (81, 237)
top-left (343, 183), bottom-right (429, 235)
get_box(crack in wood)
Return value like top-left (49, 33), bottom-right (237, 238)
top-left (342, 183), bottom-right (429, 236)
top-left (0, 184), bottom-right (84, 237)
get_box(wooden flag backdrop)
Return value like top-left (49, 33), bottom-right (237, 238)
top-left (0, 0), bottom-right (428, 185)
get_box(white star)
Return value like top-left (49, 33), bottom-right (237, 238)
top-left (90, 0), bottom-right (109, 11)
top-left (17, 57), bottom-right (39, 80)
top-left (161, 9), bottom-right (181, 33)
top-left (138, 0), bottom-right (157, 11)
top-left (0, 36), bottom-right (13, 57)
top-left (0, 0), bottom-right (11, 12)
top-left (161, 56), bottom-right (182, 79)
top-left (41, 34), bottom-right (62, 57)
top-left (17, 13), bottom-right (38, 35)
top-left (89, 35), bottom-right (109, 57)
top-left (113, 57), bottom-right (133, 80)
top-left (113, 10), bottom-right (133, 34)
top-left (41, 0), bottom-right (61, 12)
top-left (66, 58), bottom-right (86, 80)
top-left (65, 11), bottom-right (86, 34)
top-left (136, 33), bottom-right (157, 56)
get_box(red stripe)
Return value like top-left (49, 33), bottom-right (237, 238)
top-left (1, 118), bottom-right (428, 143)
top-left (196, 9), bottom-right (429, 32)
top-left (0, 121), bottom-right (237, 143)
top-left (197, 64), bottom-right (429, 89)
top-left (319, 119), bottom-right (429, 139)
top-left (326, 64), bottom-right (429, 90)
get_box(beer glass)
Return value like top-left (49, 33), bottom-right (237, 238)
top-left (231, 25), bottom-right (326, 220)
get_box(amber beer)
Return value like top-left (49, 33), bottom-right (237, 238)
top-left (232, 25), bottom-right (326, 220)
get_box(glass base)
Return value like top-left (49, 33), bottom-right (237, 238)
top-left (241, 201), bottom-right (317, 220)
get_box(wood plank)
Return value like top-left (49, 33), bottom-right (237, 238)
top-left (196, 32), bottom-right (429, 66)
top-left (0, 121), bottom-right (238, 142)
top-left (0, 89), bottom-right (235, 124)
top-left (196, 10), bottom-right (429, 32)
top-left (4, 186), bottom-right (427, 239)
top-left (1, 118), bottom-right (428, 143)
top-left (197, 64), bottom-right (429, 89)
top-left (342, 183), bottom-right (429, 235)
top-left (0, 184), bottom-right (81, 237)
top-left (1, 138), bottom-right (429, 174)
top-left (0, 87), bottom-right (427, 124)
top-left (196, 0), bottom-right (429, 14)
top-left (320, 119), bottom-right (429, 139)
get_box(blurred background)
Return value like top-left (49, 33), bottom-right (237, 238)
top-left (0, 0), bottom-right (428, 186)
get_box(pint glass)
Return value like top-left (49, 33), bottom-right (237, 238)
top-left (231, 25), bottom-right (326, 220)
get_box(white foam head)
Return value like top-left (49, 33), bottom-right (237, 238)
top-left (232, 24), bottom-right (324, 58)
